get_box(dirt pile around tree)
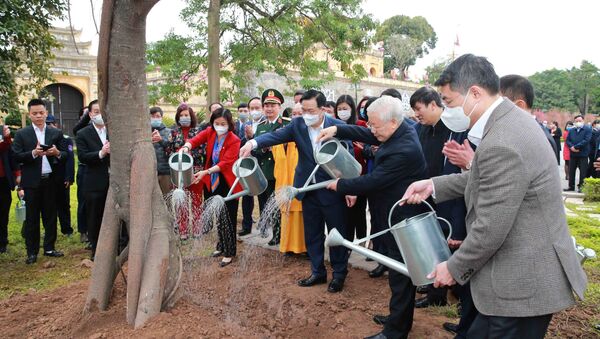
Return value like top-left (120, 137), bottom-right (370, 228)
top-left (0, 245), bottom-right (454, 338)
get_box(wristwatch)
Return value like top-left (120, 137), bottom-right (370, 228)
top-left (465, 160), bottom-right (473, 171)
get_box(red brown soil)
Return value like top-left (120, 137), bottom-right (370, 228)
top-left (0, 246), bottom-right (453, 338)
top-left (0, 245), bottom-right (596, 338)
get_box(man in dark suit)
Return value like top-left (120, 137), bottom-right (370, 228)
top-left (0, 125), bottom-right (19, 254)
top-left (76, 100), bottom-right (110, 259)
top-left (46, 115), bottom-right (75, 236)
top-left (73, 106), bottom-right (91, 243)
top-left (565, 114), bottom-right (592, 192)
top-left (318, 95), bottom-right (429, 339)
top-left (499, 75), bottom-right (557, 155)
top-left (251, 89), bottom-right (289, 245)
top-left (587, 120), bottom-right (600, 178)
top-left (235, 102), bottom-right (254, 236)
top-left (240, 89), bottom-right (353, 293)
top-left (11, 98), bottom-right (68, 264)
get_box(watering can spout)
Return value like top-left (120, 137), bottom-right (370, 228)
top-left (325, 228), bottom-right (410, 278)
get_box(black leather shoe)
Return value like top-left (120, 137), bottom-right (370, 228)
top-left (238, 229), bottom-right (251, 236)
top-left (0, 245), bottom-right (6, 254)
top-left (43, 250), bottom-right (64, 257)
top-left (372, 314), bottom-right (389, 325)
top-left (416, 285), bottom-right (430, 294)
top-left (219, 258), bottom-right (233, 267)
top-left (327, 278), bottom-right (345, 293)
top-left (364, 332), bottom-right (387, 339)
top-left (443, 322), bottom-right (458, 334)
top-left (415, 296), bottom-right (447, 308)
top-left (26, 255), bottom-right (37, 264)
top-left (297, 275), bottom-right (327, 287)
top-left (368, 264), bottom-right (388, 278)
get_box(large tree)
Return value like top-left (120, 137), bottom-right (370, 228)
top-left (84, 0), bottom-right (180, 329)
top-left (374, 15), bottom-right (437, 73)
top-left (0, 0), bottom-right (66, 114)
top-left (146, 0), bottom-right (375, 108)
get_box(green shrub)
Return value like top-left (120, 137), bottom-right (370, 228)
top-left (162, 116), bottom-right (175, 128)
top-left (583, 178), bottom-right (600, 201)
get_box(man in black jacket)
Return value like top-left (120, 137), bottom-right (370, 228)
top-left (11, 98), bottom-right (68, 264)
top-left (318, 95), bottom-right (429, 339)
top-left (46, 115), bottom-right (75, 236)
top-left (73, 106), bottom-right (91, 243)
top-left (76, 100), bottom-right (110, 259)
top-left (150, 106), bottom-right (172, 194)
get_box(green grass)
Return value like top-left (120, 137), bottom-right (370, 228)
top-left (0, 183), bottom-right (91, 300)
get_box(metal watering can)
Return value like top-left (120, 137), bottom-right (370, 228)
top-left (168, 149), bottom-right (194, 189)
top-left (572, 236), bottom-right (596, 265)
top-left (15, 198), bottom-right (26, 223)
top-left (223, 156), bottom-right (268, 202)
top-left (286, 138), bottom-right (362, 197)
top-left (326, 199), bottom-right (452, 286)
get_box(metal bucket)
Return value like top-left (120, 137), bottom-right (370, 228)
top-left (314, 139), bottom-right (361, 179)
top-left (15, 199), bottom-right (26, 223)
top-left (168, 150), bottom-right (194, 188)
top-left (233, 156), bottom-right (268, 196)
top-left (388, 200), bottom-right (452, 286)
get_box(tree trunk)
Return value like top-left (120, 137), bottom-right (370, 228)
top-left (207, 0), bottom-right (221, 112)
top-left (84, 0), bottom-right (181, 329)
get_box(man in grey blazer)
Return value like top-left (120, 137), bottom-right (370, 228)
top-left (402, 54), bottom-right (587, 338)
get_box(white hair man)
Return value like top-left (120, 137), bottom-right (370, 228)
top-left (317, 95), bottom-right (429, 339)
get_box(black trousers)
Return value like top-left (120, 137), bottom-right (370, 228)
top-left (76, 164), bottom-right (87, 234)
top-left (452, 282), bottom-right (478, 338)
top-left (56, 181), bottom-right (73, 235)
top-left (467, 313), bottom-right (552, 339)
top-left (84, 189), bottom-right (108, 253)
top-left (0, 177), bottom-right (11, 247)
top-left (382, 231), bottom-right (415, 339)
top-left (240, 195), bottom-right (254, 232)
top-left (346, 195), bottom-right (367, 241)
top-left (257, 179), bottom-right (280, 240)
top-left (568, 156), bottom-right (588, 189)
top-left (23, 177), bottom-right (58, 255)
top-left (204, 174), bottom-right (238, 257)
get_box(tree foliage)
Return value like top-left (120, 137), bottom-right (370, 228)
top-left (146, 0), bottom-right (376, 105)
top-left (0, 0), bottom-right (66, 114)
top-left (423, 57), bottom-right (451, 85)
top-left (529, 61), bottom-right (600, 114)
top-left (374, 15), bottom-right (437, 72)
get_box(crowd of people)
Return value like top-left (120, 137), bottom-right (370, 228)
top-left (0, 54), bottom-right (596, 339)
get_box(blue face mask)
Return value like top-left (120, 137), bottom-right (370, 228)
top-left (359, 108), bottom-right (366, 119)
top-left (150, 118), bottom-right (162, 128)
top-left (566, 126), bottom-right (573, 131)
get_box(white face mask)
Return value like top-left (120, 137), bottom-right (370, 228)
top-left (250, 110), bottom-right (262, 121)
top-left (302, 113), bottom-right (320, 127)
top-left (214, 125), bottom-right (228, 136)
top-left (575, 122), bottom-right (584, 129)
top-left (239, 113), bottom-right (249, 122)
top-left (91, 114), bottom-right (104, 126)
top-left (440, 91), bottom-right (478, 132)
top-left (337, 110), bottom-right (351, 121)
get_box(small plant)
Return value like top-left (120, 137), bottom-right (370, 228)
top-left (582, 178), bottom-right (600, 202)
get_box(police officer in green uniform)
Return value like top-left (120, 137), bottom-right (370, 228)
top-left (252, 89), bottom-right (290, 245)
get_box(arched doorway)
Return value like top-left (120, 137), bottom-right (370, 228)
top-left (41, 83), bottom-right (84, 137)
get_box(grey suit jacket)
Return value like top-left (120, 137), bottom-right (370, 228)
top-left (432, 98), bottom-right (587, 317)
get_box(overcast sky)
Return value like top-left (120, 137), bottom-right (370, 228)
top-left (56, 0), bottom-right (600, 79)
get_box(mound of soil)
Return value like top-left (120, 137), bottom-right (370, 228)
top-left (0, 245), bottom-right (453, 338)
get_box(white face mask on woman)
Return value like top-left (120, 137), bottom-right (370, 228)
top-left (440, 90), bottom-right (478, 132)
top-left (213, 124), bottom-right (228, 136)
top-left (337, 110), bottom-right (351, 121)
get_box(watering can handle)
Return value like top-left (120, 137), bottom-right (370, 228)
top-left (387, 198), bottom-right (453, 241)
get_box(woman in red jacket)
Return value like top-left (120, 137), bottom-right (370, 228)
top-left (183, 108), bottom-right (241, 267)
